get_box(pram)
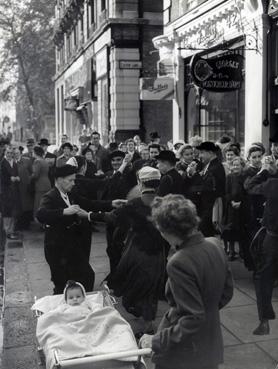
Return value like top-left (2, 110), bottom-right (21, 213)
top-left (32, 288), bottom-right (151, 369)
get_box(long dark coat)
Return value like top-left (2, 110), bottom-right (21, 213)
top-left (17, 157), bottom-right (33, 213)
top-left (152, 233), bottom-right (233, 369)
top-left (222, 172), bottom-right (248, 242)
top-left (36, 187), bottom-right (113, 294)
top-left (0, 158), bottom-right (21, 217)
top-left (105, 197), bottom-right (167, 321)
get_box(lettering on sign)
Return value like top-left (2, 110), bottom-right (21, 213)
top-left (190, 54), bottom-right (244, 92)
top-left (140, 77), bottom-right (174, 100)
top-left (119, 60), bottom-right (142, 69)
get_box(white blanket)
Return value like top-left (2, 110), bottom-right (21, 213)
top-left (36, 304), bottom-right (139, 369)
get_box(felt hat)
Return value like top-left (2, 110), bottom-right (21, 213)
top-left (138, 166), bottom-right (161, 182)
top-left (156, 150), bottom-right (178, 164)
top-left (196, 141), bottom-right (219, 152)
top-left (61, 142), bottom-right (73, 150)
top-left (149, 131), bottom-right (160, 140)
top-left (54, 164), bottom-right (77, 179)
top-left (109, 150), bottom-right (125, 160)
top-left (38, 138), bottom-right (50, 146)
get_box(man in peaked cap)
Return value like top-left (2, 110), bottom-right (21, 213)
top-left (156, 150), bottom-right (184, 197)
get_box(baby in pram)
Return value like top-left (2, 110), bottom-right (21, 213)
top-left (33, 281), bottom-right (147, 369)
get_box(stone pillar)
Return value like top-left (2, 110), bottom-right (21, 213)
top-left (110, 47), bottom-right (140, 136)
top-left (173, 55), bottom-right (185, 142)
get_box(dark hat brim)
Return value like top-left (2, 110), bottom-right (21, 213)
top-left (109, 150), bottom-right (125, 160)
top-left (54, 165), bottom-right (77, 178)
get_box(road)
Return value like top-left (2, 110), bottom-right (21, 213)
top-left (2, 223), bottom-right (278, 369)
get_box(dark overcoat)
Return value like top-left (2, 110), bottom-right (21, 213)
top-left (157, 168), bottom-right (184, 196)
top-left (0, 158), bottom-right (21, 217)
top-left (152, 233), bottom-right (233, 369)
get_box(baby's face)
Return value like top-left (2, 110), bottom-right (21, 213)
top-left (66, 287), bottom-right (85, 306)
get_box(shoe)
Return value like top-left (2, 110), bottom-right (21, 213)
top-left (253, 320), bottom-right (270, 335)
top-left (7, 233), bottom-right (19, 240)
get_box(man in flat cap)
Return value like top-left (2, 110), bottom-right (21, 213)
top-left (156, 150), bottom-right (184, 197)
top-left (36, 165), bottom-right (125, 294)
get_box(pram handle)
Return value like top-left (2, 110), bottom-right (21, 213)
top-left (53, 348), bottom-right (152, 367)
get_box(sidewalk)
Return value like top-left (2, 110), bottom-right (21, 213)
top-left (2, 224), bottom-right (278, 369)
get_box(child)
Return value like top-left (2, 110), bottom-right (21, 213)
top-left (64, 280), bottom-right (86, 307)
top-left (222, 157), bottom-right (247, 261)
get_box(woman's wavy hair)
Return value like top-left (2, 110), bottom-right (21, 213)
top-left (151, 194), bottom-right (199, 239)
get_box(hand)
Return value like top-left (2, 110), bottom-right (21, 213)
top-left (123, 153), bottom-right (133, 163)
top-left (187, 162), bottom-right (197, 177)
top-left (95, 170), bottom-right (104, 176)
top-left (231, 201), bottom-right (241, 209)
top-left (77, 209), bottom-right (89, 218)
top-left (112, 199), bottom-right (128, 208)
top-left (10, 176), bottom-right (16, 182)
top-left (16, 176), bottom-right (20, 182)
top-left (63, 205), bottom-right (80, 216)
top-left (139, 334), bottom-right (153, 350)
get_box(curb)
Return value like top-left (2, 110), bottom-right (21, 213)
top-left (2, 236), bottom-right (39, 369)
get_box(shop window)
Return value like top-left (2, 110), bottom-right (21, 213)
top-left (185, 53), bottom-right (245, 146)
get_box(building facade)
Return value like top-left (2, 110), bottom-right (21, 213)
top-left (153, 0), bottom-right (278, 150)
top-left (54, 0), bottom-right (172, 146)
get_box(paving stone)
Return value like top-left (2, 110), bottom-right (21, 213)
top-left (3, 345), bottom-right (39, 369)
top-left (221, 325), bottom-right (242, 346)
top-left (221, 343), bottom-right (277, 369)
top-left (91, 256), bottom-right (110, 273)
top-left (230, 261), bottom-right (253, 280)
top-left (221, 303), bottom-right (278, 343)
top-left (3, 307), bottom-right (36, 348)
top-left (257, 339), bottom-right (278, 362)
top-left (5, 291), bottom-right (33, 307)
top-left (225, 286), bottom-right (255, 308)
top-left (26, 262), bottom-right (51, 280)
top-left (29, 278), bottom-right (53, 299)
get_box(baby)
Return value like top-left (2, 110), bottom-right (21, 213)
top-left (64, 280), bottom-right (87, 307)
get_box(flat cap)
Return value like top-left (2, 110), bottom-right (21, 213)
top-left (138, 166), bottom-right (161, 182)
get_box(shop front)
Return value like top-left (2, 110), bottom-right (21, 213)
top-left (153, 0), bottom-right (271, 150)
top-left (185, 47), bottom-right (245, 146)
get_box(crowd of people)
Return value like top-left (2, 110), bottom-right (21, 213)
top-left (1, 128), bottom-right (278, 369)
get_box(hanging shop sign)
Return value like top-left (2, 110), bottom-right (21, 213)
top-left (64, 96), bottom-right (79, 111)
top-left (190, 54), bottom-right (244, 92)
top-left (140, 77), bottom-right (174, 100)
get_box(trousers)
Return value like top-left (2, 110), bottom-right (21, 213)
top-left (253, 232), bottom-right (278, 320)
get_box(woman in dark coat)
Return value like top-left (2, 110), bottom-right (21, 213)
top-left (93, 166), bottom-right (167, 336)
top-left (242, 145), bottom-right (265, 270)
top-left (13, 147), bottom-right (34, 229)
top-left (222, 157), bottom-right (248, 261)
top-left (140, 194), bottom-right (233, 369)
top-left (0, 146), bottom-right (21, 238)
